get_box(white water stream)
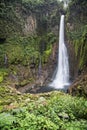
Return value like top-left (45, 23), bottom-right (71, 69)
top-left (50, 15), bottom-right (70, 89)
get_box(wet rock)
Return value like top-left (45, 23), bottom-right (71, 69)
top-left (68, 74), bottom-right (87, 97)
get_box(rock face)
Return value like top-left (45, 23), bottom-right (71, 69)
top-left (68, 73), bottom-right (87, 97)
top-left (0, 0), bottom-right (62, 38)
top-left (65, 1), bottom-right (87, 97)
top-left (66, 0), bottom-right (87, 72)
top-left (67, 41), bottom-right (78, 81)
top-left (23, 15), bottom-right (36, 35)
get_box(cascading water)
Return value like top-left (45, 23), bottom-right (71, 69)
top-left (50, 15), bottom-right (70, 89)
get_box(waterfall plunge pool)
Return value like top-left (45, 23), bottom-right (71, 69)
top-left (25, 84), bottom-right (71, 94)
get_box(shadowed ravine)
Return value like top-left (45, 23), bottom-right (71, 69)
top-left (26, 85), bottom-right (69, 94)
top-left (26, 15), bottom-right (70, 94)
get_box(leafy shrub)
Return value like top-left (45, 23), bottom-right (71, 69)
top-left (0, 113), bottom-right (16, 129)
top-left (0, 91), bottom-right (87, 130)
top-left (0, 68), bottom-right (8, 82)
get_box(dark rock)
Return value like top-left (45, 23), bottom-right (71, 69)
top-left (0, 38), bottom-right (6, 43)
top-left (68, 74), bottom-right (87, 97)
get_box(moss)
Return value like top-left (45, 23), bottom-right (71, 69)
top-left (0, 105), bottom-right (3, 112)
top-left (0, 31), bottom-right (57, 67)
top-left (42, 47), bottom-right (52, 63)
top-left (0, 75), bottom-right (3, 83)
top-left (18, 78), bottom-right (34, 87)
top-left (0, 68), bottom-right (8, 83)
top-left (74, 85), bottom-right (87, 98)
top-left (6, 44), bottom-right (24, 64)
top-left (66, 0), bottom-right (87, 71)
top-left (39, 32), bottom-right (57, 64)
top-left (0, 86), bottom-right (20, 112)
top-left (67, 25), bottom-right (87, 71)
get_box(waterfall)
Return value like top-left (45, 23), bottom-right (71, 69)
top-left (50, 15), bottom-right (70, 89)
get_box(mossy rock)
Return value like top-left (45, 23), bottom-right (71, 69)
top-left (68, 74), bottom-right (87, 97)
top-left (18, 80), bottom-right (30, 87)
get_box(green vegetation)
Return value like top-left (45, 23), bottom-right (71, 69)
top-left (0, 68), bottom-right (8, 83)
top-left (0, 0), bottom-right (87, 129)
top-left (0, 0), bottom-right (22, 38)
top-left (67, 25), bottom-right (87, 70)
top-left (0, 0), bottom-right (58, 72)
top-left (0, 33), bottom-right (56, 67)
top-left (0, 86), bottom-right (87, 130)
top-left (0, 32), bottom-right (57, 85)
top-left (0, 0), bottom-right (62, 38)
top-left (66, 0), bottom-right (87, 71)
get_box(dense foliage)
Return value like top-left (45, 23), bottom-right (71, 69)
top-left (0, 86), bottom-right (87, 130)
top-left (0, 0), bottom-right (63, 38)
top-left (0, 33), bottom-right (56, 66)
top-left (0, 0), bottom-right (59, 79)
